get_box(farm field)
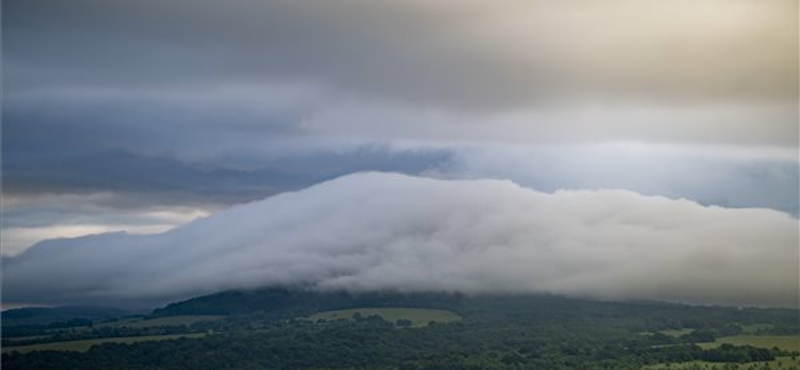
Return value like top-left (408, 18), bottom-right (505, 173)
top-left (660, 328), bottom-right (695, 337)
top-left (698, 335), bottom-right (800, 352)
top-left (96, 315), bottom-right (224, 328)
top-left (644, 356), bottom-right (800, 369)
top-left (308, 307), bottom-right (461, 327)
top-left (740, 324), bottom-right (774, 334)
top-left (643, 332), bottom-right (800, 369)
top-left (2, 333), bottom-right (206, 354)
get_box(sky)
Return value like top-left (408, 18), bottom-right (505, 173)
top-left (2, 0), bottom-right (798, 308)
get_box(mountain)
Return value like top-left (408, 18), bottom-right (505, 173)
top-left (150, 287), bottom-right (798, 328)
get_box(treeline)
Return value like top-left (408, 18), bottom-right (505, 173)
top-left (153, 288), bottom-right (798, 333)
top-left (151, 287), bottom-right (466, 317)
top-left (3, 312), bottom-right (793, 370)
top-left (2, 323), bottom-right (215, 347)
top-left (639, 343), bottom-right (780, 364)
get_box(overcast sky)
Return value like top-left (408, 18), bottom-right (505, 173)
top-left (2, 0), bottom-right (798, 307)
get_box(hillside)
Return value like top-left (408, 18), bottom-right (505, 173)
top-left (151, 287), bottom-right (466, 317)
top-left (2, 306), bottom-right (130, 326)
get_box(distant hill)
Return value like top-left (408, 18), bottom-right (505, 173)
top-left (151, 287), bottom-right (466, 317)
top-left (151, 288), bottom-right (800, 335)
top-left (151, 287), bottom-right (588, 318)
top-left (2, 306), bottom-right (130, 326)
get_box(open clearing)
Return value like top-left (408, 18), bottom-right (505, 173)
top-left (644, 333), bottom-right (799, 369)
top-left (2, 333), bottom-right (206, 354)
top-left (95, 315), bottom-right (224, 328)
top-left (308, 308), bottom-right (461, 327)
top-left (660, 328), bottom-right (695, 337)
top-left (644, 356), bottom-right (800, 369)
top-left (739, 324), bottom-right (773, 334)
top-left (698, 335), bottom-right (800, 352)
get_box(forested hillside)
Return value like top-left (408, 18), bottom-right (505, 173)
top-left (4, 289), bottom-right (798, 370)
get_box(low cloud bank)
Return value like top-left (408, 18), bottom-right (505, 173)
top-left (3, 173), bottom-right (797, 307)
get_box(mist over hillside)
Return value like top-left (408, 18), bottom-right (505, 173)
top-left (5, 173), bottom-right (797, 308)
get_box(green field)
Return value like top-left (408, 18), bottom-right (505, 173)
top-left (2, 333), bottom-right (206, 354)
top-left (698, 335), bottom-right (800, 352)
top-left (740, 324), bottom-right (773, 334)
top-left (660, 328), bottom-right (695, 337)
top-left (642, 332), bottom-right (799, 369)
top-left (308, 308), bottom-right (461, 327)
top-left (644, 356), bottom-right (800, 369)
top-left (96, 315), bottom-right (224, 328)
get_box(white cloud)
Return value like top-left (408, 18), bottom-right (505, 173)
top-left (4, 173), bottom-right (797, 307)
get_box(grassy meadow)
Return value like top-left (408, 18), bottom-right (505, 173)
top-left (698, 335), bottom-right (800, 352)
top-left (645, 333), bottom-right (800, 369)
top-left (95, 315), bottom-right (224, 329)
top-left (308, 307), bottom-right (461, 327)
top-left (645, 356), bottom-right (800, 369)
top-left (660, 328), bottom-right (696, 337)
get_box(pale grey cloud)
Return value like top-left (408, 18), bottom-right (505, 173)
top-left (4, 173), bottom-right (797, 308)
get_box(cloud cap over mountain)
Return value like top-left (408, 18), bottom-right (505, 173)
top-left (4, 173), bottom-right (797, 308)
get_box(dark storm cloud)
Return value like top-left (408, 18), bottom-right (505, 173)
top-left (4, 0), bottom-right (796, 158)
top-left (3, 144), bottom-right (452, 207)
top-left (2, 83), bottom-right (319, 160)
top-left (4, 0), bottom-right (524, 109)
top-left (3, 82), bottom-right (453, 202)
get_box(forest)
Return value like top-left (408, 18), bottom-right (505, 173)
top-left (3, 288), bottom-right (799, 370)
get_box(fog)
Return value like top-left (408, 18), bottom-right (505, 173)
top-left (4, 173), bottom-right (796, 308)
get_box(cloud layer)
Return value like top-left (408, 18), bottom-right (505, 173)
top-left (4, 173), bottom-right (797, 308)
top-left (4, 0), bottom-right (796, 256)
top-left (7, 0), bottom-right (796, 108)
